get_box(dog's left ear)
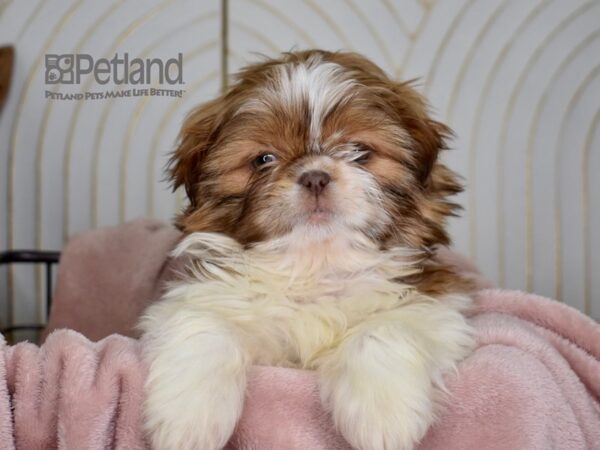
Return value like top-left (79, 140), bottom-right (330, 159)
top-left (168, 97), bottom-right (225, 207)
top-left (389, 80), bottom-right (463, 246)
top-left (389, 81), bottom-right (452, 184)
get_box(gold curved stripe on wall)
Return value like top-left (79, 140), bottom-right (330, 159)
top-left (423, 0), bottom-right (475, 96)
top-left (440, 0), bottom-right (508, 265)
top-left (119, 37), bottom-right (217, 223)
top-left (34, 1), bottom-right (123, 321)
top-left (398, 4), bottom-right (431, 78)
top-left (386, 0), bottom-right (428, 78)
top-left (115, 11), bottom-right (217, 222)
top-left (147, 69), bottom-right (219, 218)
top-left (92, 0), bottom-right (182, 228)
top-left (421, 0), bottom-right (489, 260)
top-left (457, 0), bottom-right (550, 287)
top-left (7, 0), bottom-right (83, 325)
top-left (582, 109), bottom-right (600, 314)
top-left (344, 0), bottom-right (396, 72)
top-left (553, 64), bottom-right (600, 305)
top-left (445, 0), bottom-right (508, 122)
top-left (231, 20), bottom-right (280, 53)
top-left (525, 29), bottom-right (600, 300)
top-left (5, 0), bottom-right (59, 323)
top-left (488, 1), bottom-right (549, 287)
top-left (63, 0), bottom-right (175, 240)
top-left (16, 0), bottom-right (45, 41)
top-left (304, 0), bottom-right (352, 48)
top-left (381, 0), bottom-right (413, 38)
top-left (496, 1), bottom-right (595, 293)
top-left (250, 0), bottom-right (318, 48)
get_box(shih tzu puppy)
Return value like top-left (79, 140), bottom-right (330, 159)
top-left (140, 50), bottom-right (475, 450)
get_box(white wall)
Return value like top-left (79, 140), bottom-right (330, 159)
top-left (1, 0), bottom-right (599, 329)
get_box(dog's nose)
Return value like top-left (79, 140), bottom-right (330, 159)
top-left (298, 170), bottom-right (331, 196)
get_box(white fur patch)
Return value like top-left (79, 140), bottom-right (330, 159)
top-left (239, 54), bottom-right (358, 146)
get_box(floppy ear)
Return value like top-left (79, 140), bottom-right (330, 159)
top-left (390, 81), bottom-right (463, 244)
top-left (168, 97), bottom-right (224, 207)
top-left (387, 80), bottom-right (453, 184)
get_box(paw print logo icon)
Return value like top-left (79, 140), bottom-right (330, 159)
top-left (45, 54), bottom-right (75, 84)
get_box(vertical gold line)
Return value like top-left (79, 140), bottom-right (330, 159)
top-left (582, 109), bottom-right (600, 315)
top-left (221, 0), bottom-right (229, 93)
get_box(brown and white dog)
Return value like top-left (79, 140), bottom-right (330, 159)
top-left (140, 50), bottom-right (475, 450)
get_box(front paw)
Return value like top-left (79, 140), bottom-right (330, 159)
top-left (144, 378), bottom-right (245, 450)
top-left (321, 375), bottom-right (435, 450)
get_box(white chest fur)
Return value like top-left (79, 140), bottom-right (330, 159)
top-left (142, 232), bottom-right (470, 368)
top-left (140, 232), bottom-right (474, 450)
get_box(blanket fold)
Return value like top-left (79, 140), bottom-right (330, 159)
top-left (1, 330), bottom-right (147, 450)
top-left (2, 290), bottom-right (600, 450)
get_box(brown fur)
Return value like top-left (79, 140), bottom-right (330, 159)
top-left (168, 50), bottom-right (471, 294)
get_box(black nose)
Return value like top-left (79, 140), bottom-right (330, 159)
top-left (298, 170), bottom-right (331, 196)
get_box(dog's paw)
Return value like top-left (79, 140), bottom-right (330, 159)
top-left (326, 387), bottom-right (433, 450)
top-left (144, 378), bottom-right (245, 450)
top-left (320, 357), bottom-right (436, 450)
top-left (336, 406), bottom-right (430, 450)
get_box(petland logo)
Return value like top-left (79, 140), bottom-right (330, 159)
top-left (45, 53), bottom-right (183, 85)
top-left (44, 53), bottom-right (185, 100)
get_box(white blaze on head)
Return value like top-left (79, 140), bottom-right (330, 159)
top-left (268, 55), bottom-right (358, 145)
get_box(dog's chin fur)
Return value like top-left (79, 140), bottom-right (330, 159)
top-left (140, 50), bottom-right (475, 450)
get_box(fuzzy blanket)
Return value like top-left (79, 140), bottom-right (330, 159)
top-left (2, 290), bottom-right (600, 449)
top-left (2, 219), bottom-right (599, 449)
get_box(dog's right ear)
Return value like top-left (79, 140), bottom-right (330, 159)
top-left (168, 97), bottom-right (224, 207)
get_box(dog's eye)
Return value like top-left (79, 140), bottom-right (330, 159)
top-left (351, 144), bottom-right (372, 164)
top-left (252, 153), bottom-right (278, 168)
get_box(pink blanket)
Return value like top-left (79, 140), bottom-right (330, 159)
top-left (2, 219), bottom-right (599, 449)
top-left (2, 290), bottom-right (599, 449)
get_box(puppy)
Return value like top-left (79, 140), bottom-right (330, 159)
top-left (140, 50), bottom-right (475, 450)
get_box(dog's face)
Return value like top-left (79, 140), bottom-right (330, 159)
top-left (170, 50), bottom-right (461, 251)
